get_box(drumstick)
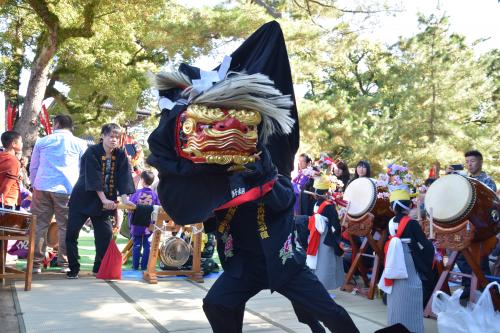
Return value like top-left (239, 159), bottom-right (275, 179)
top-left (1, 194), bottom-right (3, 208)
top-left (341, 201), bottom-right (351, 228)
top-left (417, 197), bottom-right (422, 222)
top-left (303, 190), bottom-right (328, 200)
top-left (429, 207), bottom-right (434, 239)
top-left (116, 203), bottom-right (136, 210)
top-left (303, 190), bottom-right (327, 199)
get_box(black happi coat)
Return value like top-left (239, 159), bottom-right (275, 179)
top-left (314, 200), bottom-right (344, 257)
top-left (394, 217), bottom-right (434, 280)
top-left (204, 176), bottom-right (306, 291)
top-left (294, 200), bottom-right (344, 256)
top-left (68, 143), bottom-right (135, 217)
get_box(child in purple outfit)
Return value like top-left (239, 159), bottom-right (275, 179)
top-left (128, 170), bottom-right (160, 270)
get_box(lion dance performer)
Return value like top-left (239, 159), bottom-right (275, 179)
top-left (147, 21), bottom-right (358, 333)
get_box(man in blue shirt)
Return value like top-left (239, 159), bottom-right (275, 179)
top-left (29, 115), bottom-right (88, 273)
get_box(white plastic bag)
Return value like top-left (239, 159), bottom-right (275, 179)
top-left (470, 281), bottom-right (500, 333)
top-left (432, 281), bottom-right (500, 333)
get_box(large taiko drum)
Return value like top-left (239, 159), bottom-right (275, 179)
top-left (0, 208), bottom-right (31, 236)
top-left (343, 177), bottom-right (393, 230)
top-left (159, 236), bottom-right (191, 268)
top-left (425, 174), bottom-right (500, 242)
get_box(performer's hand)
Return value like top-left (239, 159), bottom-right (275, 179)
top-left (102, 199), bottom-right (117, 210)
top-left (227, 145), bottom-right (277, 198)
top-left (251, 151), bottom-right (262, 161)
top-left (242, 145), bottom-right (277, 182)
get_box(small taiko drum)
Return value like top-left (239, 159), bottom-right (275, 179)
top-left (0, 208), bottom-right (31, 236)
top-left (159, 236), bottom-right (191, 268)
top-left (425, 174), bottom-right (500, 242)
top-left (343, 177), bottom-right (393, 230)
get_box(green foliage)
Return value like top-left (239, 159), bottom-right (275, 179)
top-left (1, 1), bottom-right (268, 138)
top-left (45, 2), bottom-right (268, 136)
top-left (1, 1), bottom-right (498, 183)
top-left (301, 14), bottom-right (499, 180)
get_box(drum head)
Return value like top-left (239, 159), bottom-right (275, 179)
top-left (425, 174), bottom-right (473, 223)
top-left (343, 178), bottom-right (376, 217)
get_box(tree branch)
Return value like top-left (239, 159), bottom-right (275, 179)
top-left (27, 0), bottom-right (59, 32)
top-left (305, 0), bottom-right (400, 14)
top-left (348, 51), bottom-right (369, 95)
top-left (292, 0), bottom-right (329, 31)
top-left (126, 46), bottom-right (145, 66)
top-left (251, 0), bottom-right (282, 18)
top-left (59, 0), bottom-right (100, 41)
top-left (44, 85), bottom-right (71, 111)
top-left (95, 9), bottom-right (119, 19)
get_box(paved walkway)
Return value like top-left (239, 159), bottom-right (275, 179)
top-left (2, 272), bottom-right (438, 333)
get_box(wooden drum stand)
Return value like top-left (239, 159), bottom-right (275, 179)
top-left (0, 214), bottom-right (37, 291)
top-left (422, 219), bottom-right (500, 317)
top-left (341, 213), bottom-right (387, 300)
top-left (119, 204), bottom-right (203, 284)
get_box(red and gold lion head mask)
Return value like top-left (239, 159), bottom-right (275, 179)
top-left (155, 71), bottom-right (295, 166)
top-left (177, 105), bottom-right (261, 165)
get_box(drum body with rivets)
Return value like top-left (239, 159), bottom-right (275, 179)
top-left (0, 208), bottom-right (31, 236)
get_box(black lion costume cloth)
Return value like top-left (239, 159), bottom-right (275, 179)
top-left (147, 21), bottom-right (358, 333)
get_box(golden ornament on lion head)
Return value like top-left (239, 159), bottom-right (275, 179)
top-left (153, 71), bottom-right (295, 165)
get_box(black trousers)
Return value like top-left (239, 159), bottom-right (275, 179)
top-left (66, 209), bottom-right (113, 273)
top-left (203, 258), bottom-right (358, 333)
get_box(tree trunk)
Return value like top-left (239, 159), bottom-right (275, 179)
top-left (14, 31), bottom-right (57, 156)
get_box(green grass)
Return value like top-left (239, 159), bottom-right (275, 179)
top-left (15, 230), bottom-right (133, 272)
top-left (15, 230), bottom-right (221, 272)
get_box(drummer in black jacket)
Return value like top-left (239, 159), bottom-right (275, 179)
top-left (65, 123), bottom-right (135, 278)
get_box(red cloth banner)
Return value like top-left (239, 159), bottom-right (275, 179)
top-left (38, 104), bottom-right (52, 135)
top-left (42, 104), bottom-right (52, 134)
top-left (7, 103), bottom-right (13, 130)
top-left (38, 110), bottom-right (47, 133)
top-left (6, 103), bottom-right (17, 131)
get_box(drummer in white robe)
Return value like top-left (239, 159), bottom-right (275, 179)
top-left (306, 175), bottom-right (345, 290)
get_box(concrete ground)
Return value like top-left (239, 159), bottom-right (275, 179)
top-left (0, 271), bottom-right (438, 333)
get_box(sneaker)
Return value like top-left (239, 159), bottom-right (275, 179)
top-left (60, 267), bottom-right (71, 273)
top-left (66, 271), bottom-right (79, 279)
